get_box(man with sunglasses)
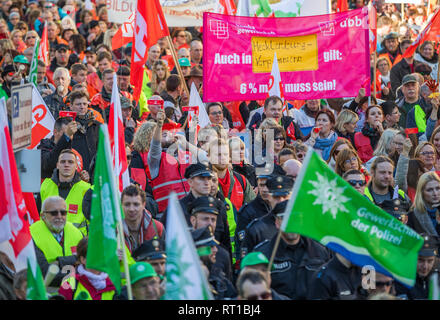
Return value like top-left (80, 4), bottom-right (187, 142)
top-left (39, 149), bottom-right (91, 235)
top-left (343, 169), bottom-right (367, 195)
top-left (30, 196), bottom-right (84, 288)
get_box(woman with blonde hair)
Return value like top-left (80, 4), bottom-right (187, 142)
top-left (10, 29), bottom-right (25, 53)
top-left (407, 171), bottom-right (440, 236)
top-left (230, 136), bottom-right (256, 187)
top-left (365, 128), bottom-right (399, 172)
top-left (150, 59), bottom-right (170, 94)
top-left (24, 30), bottom-right (39, 48)
top-left (335, 109), bottom-right (358, 146)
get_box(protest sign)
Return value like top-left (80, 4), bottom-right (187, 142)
top-left (107, 0), bottom-right (136, 24)
top-left (203, 8), bottom-right (370, 102)
top-left (11, 83), bottom-right (33, 151)
top-left (237, 0), bottom-right (330, 18)
top-left (160, 0), bottom-right (219, 27)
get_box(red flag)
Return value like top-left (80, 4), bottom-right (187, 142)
top-left (0, 99), bottom-right (36, 271)
top-left (369, 3), bottom-right (377, 54)
top-left (403, 8), bottom-right (440, 58)
top-left (108, 74), bottom-right (130, 193)
top-left (38, 22), bottom-right (49, 66)
top-left (336, 0), bottom-right (348, 12)
top-left (112, 12), bottom-right (135, 50)
top-left (217, 0), bottom-right (237, 15)
top-left (130, 0), bottom-right (169, 100)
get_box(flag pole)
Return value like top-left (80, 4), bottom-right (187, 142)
top-left (165, 36), bottom-right (190, 99)
top-left (373, 53), bottom-right (377, 99)
top-left (267, 229), bottom-right (282, 272)
top-left (117, 222), bottom-right (133, 300)
top-left (401, 2), bottom-right (404, 22)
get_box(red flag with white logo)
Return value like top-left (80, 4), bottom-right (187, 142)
top-left (38, 22), bottom-right (49, 66)
top-left (108, 74), bottom-right (130, 193)
top-left (112, 12), bottom-right (135, 50)
top-left (130, 0), bottom-right (169, 100)
top-left (0, 98), bottom-right (36, 271)
top-left (336, 0), bottom-right (348, 12)
top-left (217, 0), bottom-right (237, 15)
top-left (403, 8), bottom-right (440, 58)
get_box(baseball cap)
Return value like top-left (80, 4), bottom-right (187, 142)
top-left (178, 58), bottom-right (191, 67)
top-left (402, 74), bottom-right (418, 86)
top-left (384, 32), bottom-right (399, 41)
top-left (56, 43), bottom-right (69, 51)
top-left (120, 96), bottom-right (131, 109)
top-left (129, 262), bottom-right (158, 284)
top-left (240, 252), bottom-right (269, 270)
top-left (13, 55), bottom-right (29, 65)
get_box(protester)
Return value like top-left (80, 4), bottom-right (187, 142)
top-left (306, 109), bottom-right (338, 161)
top-left (354, 105), bottom-right (384, 163)
top-left (236, 269), bottom-right (272, 300)
top-left (129, 262), bottom-right (162, 300)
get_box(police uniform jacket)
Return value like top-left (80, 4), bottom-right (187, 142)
top-left (256, 235), bottom-right (331, 299)
top-left (240, 212), bottom-right (277, 257)
top-left (308, 256), bottom-right (362, 300)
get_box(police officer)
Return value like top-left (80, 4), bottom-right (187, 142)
top-left (308, 253), bottom-right (362, 300)
top-left (240, 175), bottom-right (294, 257)
top-left (161, 162), bottom-right (231, 257)
top-left (132, 238), bottom-right (167, 280)
top-left (235, 165), bottom-right (285, 262)
top-left (191, 226), bottom-right (237, 300)
top-left (188, 196), bottom-right (233, 282)
top-left (395, 234), bottom-right (439, 299)
top-left (240, 252), bottom-right (289, 300)
top-left (254, 201), bottom-right (331, 300)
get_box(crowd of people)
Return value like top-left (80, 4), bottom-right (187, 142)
top-left (1, 0), bottom-right (440, 301)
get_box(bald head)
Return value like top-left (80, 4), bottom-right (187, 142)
top-left (282, 159), bottom-right (302, 180)
top-left (178, 48), bottom-right (190, 59)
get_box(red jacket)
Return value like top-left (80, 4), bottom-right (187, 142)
top-left (354, 132), bottom-right (374, 164)
top-left (123, 209), bottom-right (164, 252)
top-left (58, 271), bottom-right (115, 300)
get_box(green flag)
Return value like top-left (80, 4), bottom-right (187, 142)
top-left (28, 39), bottom-right (40, 86)
top-left (86, 124), bottom-right (123, 293)
top-left (281, 150), bottom-right (424, 287)
top-left (26, 257), bottom-right (47, 300)
top-left (138, 68), bottom-right (153, 117)
top-left (163, 193), bottom-right (213, 300)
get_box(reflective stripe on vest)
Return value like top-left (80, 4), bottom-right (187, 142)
top-left (364, 187), bottom-right (406, 203)
top-left (414, 104), bottom-right (426, 133)
top-left (224, 197), bottom-right (237, 264)
top-left (30, 220), bottom-right (83, 263)
top-left (40, 178), bottom-right (91, 235)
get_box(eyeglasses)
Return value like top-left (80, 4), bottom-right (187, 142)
top-left (274, 137), bottom-right (285, 141)
top-left (347, 180), bottom-right (366, 187)
top-left (246, 291), bottom-right (271, 300)
top-left (376, 280), bottom-right (393, 287)
top-left (44, 209), bottom-right (67, 216)
top-left (344, 156), bottom-right (358, 165)
top-left (209, 111), bottom-right (222, 116)
top-left (27, 36), bottom-right (36, 39)
top-left (420, 151), bottom-right (435, 156)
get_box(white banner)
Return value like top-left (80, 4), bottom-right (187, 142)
top-left (384, 0), bottom-right (422, 4)
top-left (161, 0), bottom-right (219, 27)
top-left (106, 0), bottom-right (136, 24)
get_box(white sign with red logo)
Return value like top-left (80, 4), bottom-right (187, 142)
top-left (106, 0), bottom-right (136, 24)
top-left (28, 84), bottom-right (55, 150)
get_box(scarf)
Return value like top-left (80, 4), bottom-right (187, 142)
top-left (414, 207), bottom-right (439, 236)
top-left (77, 264), bottom-right (108, 291)
top-left (314, 131), bottom-right (337, 161)
top-left (101, 87), bottom-right (112, 102)
top-left (361, 123), bottom-right (381, 150)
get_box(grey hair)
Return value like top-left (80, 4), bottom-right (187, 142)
top-left (53, 67), bottom-right (71, 80)
top-left (41, 196), bottom-right (65, 213)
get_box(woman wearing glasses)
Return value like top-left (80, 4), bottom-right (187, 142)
top-left (414, 41), bottom-right (438, 81)
top-left (327, 138), bottom-right (354, 171)
top-left (24, 30), bottom-right (39, 48)
top-left (335, 148), bottom-right (370, 182)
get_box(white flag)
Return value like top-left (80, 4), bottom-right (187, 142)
top-left (189, 82), bottom-right (211, 129)
top-left (163, 193), bottom-right (213, 300)
top-left (28, 84), bottom-right (55, 149)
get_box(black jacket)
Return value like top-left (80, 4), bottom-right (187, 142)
top-left (71, 113), bottom-right (100, 173)
top-left (43, 92), bottom-right (68, 119)
top-left (38, 135), bottom-right (72, 179)
top-left (240, 212), bottom-right (277, 257)
top-left (394, 270), bottom-right (438, 300)
top-left (233, 164), bottom-right (257, 188)
top-left (256, 236), bottom-right (331, 299)
top-left (248, 113), bottom-right (304, 143)
top-left (235, 195), bottom-right (271, 259)
top-left (308, 256), bottom-right (362, 300)
top-left (0, 263), bottom-right (16, 300)
top-left (160, 192), bottom-right (232, 258)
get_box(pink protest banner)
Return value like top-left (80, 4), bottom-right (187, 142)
top-left (203, 8), bottom-right (371, 102)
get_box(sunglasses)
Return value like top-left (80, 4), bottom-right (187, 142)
top-left (348, 180), bottom-right (366, 187)
top-left (420, 151), bottom-right (435, 156)
top-left (376, 280), bottom-right (393, 287)
top-left (274, 137), bottom-right (285, 141)
top-left (44, 209), bottom-right (67, 216)
top-left (209, 111), bottom-right (222, 116)
top-left (246, 291), bottom-right (271, 300)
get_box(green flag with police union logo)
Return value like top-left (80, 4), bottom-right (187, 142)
top-left (86, 124), bottom-right (123, 293)
top-left (281, 151), bottom-right (424, 287)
